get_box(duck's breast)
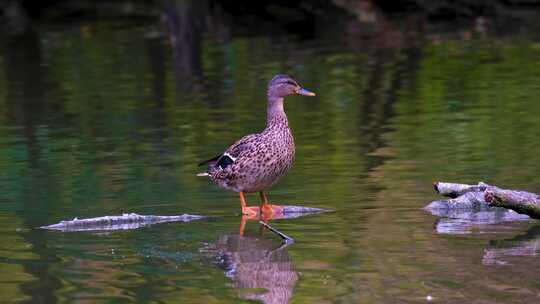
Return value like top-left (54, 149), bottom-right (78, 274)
top-left (241, 129), bottom-right (295, 192)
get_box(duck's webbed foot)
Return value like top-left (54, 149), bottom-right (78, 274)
top-left (261, 204), bottom-right (284, 216)
top-left (242, 206), bottom-right (259, 218)
top-left (239, 192), bottom-right (259, 218)
top-left (259, 192), bottom-right (284, 220)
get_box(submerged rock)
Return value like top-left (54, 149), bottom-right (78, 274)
top-left (425, 199), bottom-right (530, 234)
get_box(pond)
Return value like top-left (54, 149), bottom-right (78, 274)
top-left (1, 8), bottom-right (540, 304)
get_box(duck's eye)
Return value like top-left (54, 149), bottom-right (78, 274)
top-left (285, 81), bottom-right (297, 86)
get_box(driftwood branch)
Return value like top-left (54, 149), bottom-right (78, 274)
top-left (41, 204), bottom-right (329, 236)
top-left (259, 221), bottom-right (294, 244)
top-left (429, 182), bottom-right (540, 219)
top-left (41, 213), bottom-right (205, 232)
top-left (273, 206), bottom-right (328, 220)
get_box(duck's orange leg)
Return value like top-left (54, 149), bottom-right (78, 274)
top-left (259, 191), bottom-right (284, 219)
top-left (239, 215), bottom-right (248, 236)
top-left (240, 191), bottom-right (259, 218)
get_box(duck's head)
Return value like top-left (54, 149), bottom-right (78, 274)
top-left (267, 74), bottom-right (316, 98)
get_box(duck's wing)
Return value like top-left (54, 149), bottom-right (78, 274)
top-left (225, 133), bottom-right (261, 159)
top-left (198, 133), bottom-right (261, 170)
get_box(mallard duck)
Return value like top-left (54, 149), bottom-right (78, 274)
top-left (198, 74), bottom-right (316, 217)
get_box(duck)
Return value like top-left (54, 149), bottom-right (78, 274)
top-left (197, 74), bottom-right (316, 217)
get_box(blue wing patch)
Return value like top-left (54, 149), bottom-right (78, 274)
top-left (217, 154), bottom-right (234, 169)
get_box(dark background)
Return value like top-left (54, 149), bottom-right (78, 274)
top-left (3, 0), bottom-right (540, 37)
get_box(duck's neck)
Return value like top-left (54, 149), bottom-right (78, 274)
top-left (266, 96), bottom-right (288, 128)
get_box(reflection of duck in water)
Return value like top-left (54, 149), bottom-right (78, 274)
top-left (207, 233), bottom-right (298, 304)
top-left (198, 75), bottom-right (316, 218)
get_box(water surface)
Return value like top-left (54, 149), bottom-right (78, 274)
top-left (1, 16), bottom-right (540, 303)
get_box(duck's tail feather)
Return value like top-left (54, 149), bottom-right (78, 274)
top-left (198, 154), bottom-right (222, 177)
top-left (198, 154), bottom-right (222, 167)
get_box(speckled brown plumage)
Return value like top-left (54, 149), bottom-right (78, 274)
top-left (198, 74), bottom-right (315, 196)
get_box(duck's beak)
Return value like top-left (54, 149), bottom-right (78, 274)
top-left (296, 87), bottom-right (316, 96)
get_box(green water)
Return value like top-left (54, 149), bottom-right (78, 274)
top-left (1, 20), bottom-right (540, 303)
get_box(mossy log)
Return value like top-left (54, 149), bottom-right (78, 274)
top-left (431, 182), bottom-right (540, 219)
top-left (433, 182), bottom-right (489, 198)
top-left (485, 188), bottom-right (540, 219)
